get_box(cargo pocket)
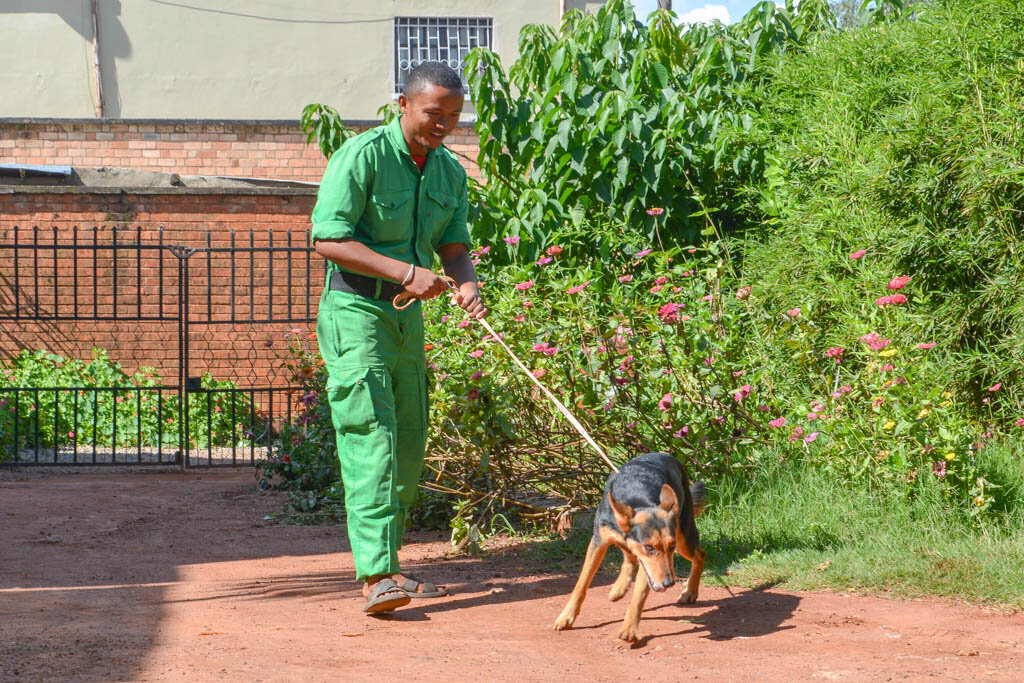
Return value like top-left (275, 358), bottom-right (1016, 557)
top-left (326, 368), bottom-right (378, 435)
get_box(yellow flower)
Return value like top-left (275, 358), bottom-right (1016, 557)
top-left (877, 450), bottom-right (890, 459)
top-left (883, 420), bottom-right (896, 430)
top-left (974, 496), bottom-right (986, 506)
top-left (917, 408), bottom-right (931, 419)
top-left (940, 400), bottom-right (951, 407)
top-left (945, 452), bottom-right (956, 460)
top-left (878, 348), bottom-right (899, 357)
top-left (942, 391), bottom-right (953, 399)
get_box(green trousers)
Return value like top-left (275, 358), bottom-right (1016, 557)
top-left (316, 285), bottom-right (428, 581)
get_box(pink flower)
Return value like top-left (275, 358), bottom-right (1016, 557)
top-left (839, 385), bottom-right (852, 394)
top-left (917, 342), bottom-right (936, 350)
top-left (290, 328), bottom-right (303, 335)
top-left (849, 249), bottom-right (866, 260)
top-left (658, 393), bottom-right (673, 411)
top-left (1014, 418), bottom-right (1024, 427)
top-left (646, 207), bottom-right (665, 216)
top-left (655, 276), bottom-right (668, 285)
top-left (860, 333), bottom-right (892, 351)
top-left (515, 280), bottom-right (535, 291)
top-left (636, 248), bottom-right (652, 259)
top-left (469, 349), bottom-right (484, 358)
top-left (807, 413), bottom-right (819, 421)
top-left (523, 300), bottom-right (534, 309)
top-left (673, 426), bottom-right (690, 438)
top-left (887, 275), bottom-right (912, 290)
top-left (618, 274), bottom-right (633, 283)
top-left (658, 302), bottom-right (681, 323)
top-left (546, 245), bottom-right (563, 257)
top-left (680, 315), bottom-right (691, 321)
top-left (513, 314), bottom-right (526, 322)
top-left (536, 256), bottom-right (553, 266)
top-left (566, 281), bottom-right (591, 295)
top-left (803, 432), bottom-right (819, 443)
top-left (471, 246), bottom-right (491, 257)
top-left (471, 258), bottom-right (481, 266)
top-left (788, 426), bottom-right (804, 442)
top-left (733, 385), bottom-right (752, 402)
top-left (650, 285), bottom-right (664, 293)
top-left (932, 461), bottom-right (947, 478)
top-left (67, 431), bottom-right (75, 439)
top-left (825, 346), bottom-right (844, 361)
top-left (467, 389), bottom-right (480, 401)
top-left (786, 307), bottom-right (801, 318)
top-left (769, 417), bottom-right (787, 428)
top-left (504, 235), bottom-right (521, 245)
top-left (735, 286), bottom-right (751, 300)
top-left (441, 314), bottom-right (450, 323)
top-left (470, 371), bottom-right (483, 381)
top-left (703, 356), bottom-right (715, 366)
top-left (457, 320), bottom-right (471, 328)
top-left (876, 293), bottom-right (908, 307)
top-left (881, 363), bottom-right (894, 371)
top-left (532, 368), bottom-right (547, 379)
top-left (701, 294), bottom-right (713, 302)
top-left (988, 383), bottom-right (1002, 392)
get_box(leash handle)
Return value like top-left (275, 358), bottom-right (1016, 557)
top-left (392, 275), bottom-right (458, 310)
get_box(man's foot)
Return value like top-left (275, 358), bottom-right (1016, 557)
top-left (362, 573), bottom-right (448, 599)
top-left (361, 578), bottom-right (411, 613)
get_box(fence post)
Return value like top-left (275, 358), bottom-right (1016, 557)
top-left (170, 244), bottom-right (195, 471)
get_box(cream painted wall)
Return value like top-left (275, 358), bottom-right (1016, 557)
top-left (0, 0), bottom-right (584, 120)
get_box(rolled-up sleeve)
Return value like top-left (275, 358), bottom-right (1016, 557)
top-left (311, 144), bottom-right (372, 243)
top-left (435, 175), bottom-right (472, 250)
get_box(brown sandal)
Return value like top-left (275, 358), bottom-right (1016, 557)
top-left (363, 578), bottom-right (412, 613)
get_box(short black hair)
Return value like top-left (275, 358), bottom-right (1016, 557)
top-left (403, 61), bottom-right (464, 98)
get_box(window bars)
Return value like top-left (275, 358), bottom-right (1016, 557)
top-left (393, 16), bottom-right (492, 94)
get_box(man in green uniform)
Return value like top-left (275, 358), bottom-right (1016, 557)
top-left (312, 62), bottom-right (486, 613)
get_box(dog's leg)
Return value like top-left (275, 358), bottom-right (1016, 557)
top-left (608, 550), bottom-right (637, 602)
top-left (617, 567), bottom-right (651, 642)
top-left (675, 524), bottom-right (706, 605)
top-left (553, 538), bottom-right (609, 631)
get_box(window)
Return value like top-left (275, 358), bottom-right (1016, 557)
top-left (393, 17), bottom-right (493, 95)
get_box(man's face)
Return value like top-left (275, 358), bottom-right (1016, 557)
top-left (398, 84), bottom-right (465, 155)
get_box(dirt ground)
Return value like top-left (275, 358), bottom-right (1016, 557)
top-left (2, 469), bottom-right (1022, 682)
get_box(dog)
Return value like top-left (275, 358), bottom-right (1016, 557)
top-left (553, 452), bottom-right (706, 642)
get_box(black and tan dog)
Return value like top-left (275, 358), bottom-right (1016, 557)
top-left (553, 452), bottom-right (706, 642)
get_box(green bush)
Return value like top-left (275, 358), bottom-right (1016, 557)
top-left (0, 348), bottom-right (260, 459)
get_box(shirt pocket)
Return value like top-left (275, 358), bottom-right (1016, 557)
top-left (426, 187), bottom-right (458, 232)
top-left (368, 189), bottom-right (414, 242)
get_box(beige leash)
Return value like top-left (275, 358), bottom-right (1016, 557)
top-left (394, 277), bottom-right (619, 473)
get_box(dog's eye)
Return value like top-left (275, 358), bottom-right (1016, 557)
top-left (643, 544), bottom-right (657, 555)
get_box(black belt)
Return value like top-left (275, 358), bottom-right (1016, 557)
top-left (329, 269), bottom-right (405, 301)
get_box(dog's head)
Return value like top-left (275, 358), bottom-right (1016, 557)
top-left (609, 484), bottom-right (679, 592)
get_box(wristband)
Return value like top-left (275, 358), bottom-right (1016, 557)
top-left (400, 263), bottom-right (416, 286)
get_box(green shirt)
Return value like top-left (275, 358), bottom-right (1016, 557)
top-left (311, 116), bottom-right (471, 274)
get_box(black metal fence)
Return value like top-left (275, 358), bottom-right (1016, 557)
top-left (0, 225), bottom-right (322, 467)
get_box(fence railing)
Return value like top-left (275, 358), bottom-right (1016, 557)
top-left (0, 225), bottom-right (323, 467)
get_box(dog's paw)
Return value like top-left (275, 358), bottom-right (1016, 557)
top-left (553, 611), bottom-right (576, 631)
top-left (607, 583), bottom-right (628, 602)
top-left (676, 589), bottom-right (699, 605)
top-left (617, 623), bottom-right (641, 642)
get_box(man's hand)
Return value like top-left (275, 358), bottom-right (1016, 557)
top-left (404, 266), bottom-right (450, 300)
top-left (449, 282), bottom-right (487, 319)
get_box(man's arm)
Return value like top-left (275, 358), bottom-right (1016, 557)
top-left (315, 239), bottom-right (450, 300)
top-left (438, 242), bottom-right (487, 319)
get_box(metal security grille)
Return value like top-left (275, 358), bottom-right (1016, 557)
top-left (393, 17), bottom-right (492, 94)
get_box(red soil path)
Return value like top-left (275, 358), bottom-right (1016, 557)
top-left (2, 470), bottom-right (1022, 682)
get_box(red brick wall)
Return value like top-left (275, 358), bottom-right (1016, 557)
top-left (0, 119), bottom-right (482, 181)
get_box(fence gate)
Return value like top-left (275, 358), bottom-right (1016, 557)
top-left (0, 226), bottom-right (320, 468)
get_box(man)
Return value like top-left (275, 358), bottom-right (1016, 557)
top-left (312, 62), bottom-right (486, 613)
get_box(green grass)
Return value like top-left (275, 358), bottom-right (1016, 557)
top-left (513, 445), bottom-right (1024, 609)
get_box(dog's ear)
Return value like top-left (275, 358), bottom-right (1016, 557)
top-left (609, 495), bottom-right (633, 534)
top-left (659, 484), bottom-right (678, 515)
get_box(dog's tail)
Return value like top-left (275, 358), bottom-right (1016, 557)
top-left (690, 481), bottom-right (706, 517)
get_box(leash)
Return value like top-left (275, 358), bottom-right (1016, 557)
top-left (394, 277), bottom-right (619, 473)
